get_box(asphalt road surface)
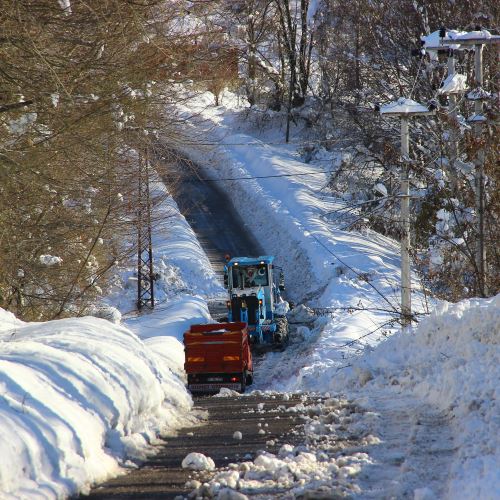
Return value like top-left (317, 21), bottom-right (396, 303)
top-left (164, 159), bottom-right (263, 275)
top-left (83, 394), bottom-right (315, 499)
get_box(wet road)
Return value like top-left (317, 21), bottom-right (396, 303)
top-left (165, 159), bottom-right (263, 275)
top-left (83, 394), bottom-right (313, 499)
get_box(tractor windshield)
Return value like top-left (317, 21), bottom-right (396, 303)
top-left (232, 264), bottom-right (269, 288)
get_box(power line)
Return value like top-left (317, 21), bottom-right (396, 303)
top-left (196, 170), bottom-right (332, 182)
top-left (176, 137), bottom-right (345, 147)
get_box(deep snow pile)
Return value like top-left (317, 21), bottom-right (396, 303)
top-left (0, 309), bottom-right (194, 499)
top-left (333, 294), bottom-right (500, 499)
top-left (0, 175), bottom-right (224, 499)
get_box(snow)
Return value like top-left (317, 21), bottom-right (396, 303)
top-left (1, 65), bottom-right (497, 498)
top-left (420, 29), bottom-right (467, 55)
top-left (186, 397), bottom-right (379, 498)
top-left (307, 0), bottom-right (321, 23)
top-left (178, 91), bottom-right (428, 392)
top-left (467, 87), bottom-right (492, 101)
top-left (439, 73), bottom-right (467, 95)
top-left (214, 388), bottom-right (241, 398)
top-left (181, 452), bottom-right (215, 471)
top-left (0, 171), bottom-right (223, 498)
top-left (8, 112), bottom-right (37, 135)
top-left (39, 254), bottom-right (63, 266)
top-left (380, 97), bottom-right (431, 115)
top-left (373, 182), bottom-right (388, 197)
top-left (177, 90), bottom-right (499, 497)
top-left (455, 29), bottom-right (493, 41)
top-left (333, 294), bottom-right (500, 498)
top-left (57, 0), bottom-right (71, 13)
top-left (467, 114), bottom-right (487, 123)
top-left (0, 311), bottom-right (194, 498)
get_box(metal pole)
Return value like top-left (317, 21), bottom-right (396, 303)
top-left (145, 151), bottom-right (155, 309)
top-left (285, 69), bottom-right (293, 143)
top-left (137, 157), bottom-right (143, 310)
top-left (473, 43), bottom-right (486, 296)
top-left (447, 49), bottom-right (458, 192)
top-left (400, 118), bottom-right (411, 329)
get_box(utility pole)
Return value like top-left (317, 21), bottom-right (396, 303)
top-left (446, 49), bottom-right (459, 191)
top-left (400, 118), bottom-right (411, 328)
top-left (137, 150), bottom-right (155, 310)
top-left (442, 30), bottom-right (500, 296)
top-left (423, 28), bottom-right (467, 192)
top-left (473, 42), bottom-right (486, 296)
top-left (380, 98), bottom-right (434, 330)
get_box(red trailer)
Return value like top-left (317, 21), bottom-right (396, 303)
top-left (183, 322), bottom-right (253, 393)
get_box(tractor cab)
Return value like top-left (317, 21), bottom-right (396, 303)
top-left (223, 256), bottom-right (287, 345)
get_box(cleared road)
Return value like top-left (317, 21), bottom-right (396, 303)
top-left (166, 159), bottom-right (263, 275)
top-left (83, 160), bottom-right (289, 499)
top-left (84, 394), bottom-right (313, 499)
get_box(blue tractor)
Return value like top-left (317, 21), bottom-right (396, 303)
top-left (223, 256), bottom-right (289, 347)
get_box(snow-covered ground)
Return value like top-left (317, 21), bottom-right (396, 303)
top-left (1, 89), bottom-right (498, 499)
top-left (177, 91), bottom-right (499, 498)
top-left (0, 181), bottom-right (224, 499)
top-left (335, 295), bottom-right (500, 499)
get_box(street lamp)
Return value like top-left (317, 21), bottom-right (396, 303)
top-left (380, 98), bottom-right (435, 330)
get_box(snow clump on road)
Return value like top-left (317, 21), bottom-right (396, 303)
top-left (182, 452), bottom-right (216, 471)
top-left (187, 397), bottom-right (379, 499)
top-left (189, 443), bottom-right (370, 498)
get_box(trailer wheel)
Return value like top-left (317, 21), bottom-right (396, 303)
top-left (246, 371), bottom-right (253, 385)
top-left (240, 371), bottom-right (247, 393)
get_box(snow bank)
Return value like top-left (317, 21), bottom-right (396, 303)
top-left (0, 171), bottom-right (223, 498)
top-left (106, 176), bottom-right (223, 314)
top-left (0, 310), bottom-right (194, 499)
top-left (333, 294), bottom-right (500, 499)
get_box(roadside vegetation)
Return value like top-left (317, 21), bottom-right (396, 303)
top-left (1, 0), bottom-right (498, 320)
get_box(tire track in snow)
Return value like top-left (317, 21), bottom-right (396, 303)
top-left (354, 394), bottom-right (456, 499)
